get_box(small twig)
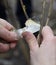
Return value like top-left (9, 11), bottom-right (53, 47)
top-left (38, 0), bottom-right (54, 46)
top-left (38, 0), bottom-right (46, 46)
top-left (46, 0), bottom-right (53, 25)
top-left (20, 0), bottom-right (29, 20)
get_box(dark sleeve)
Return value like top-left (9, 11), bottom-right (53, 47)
top-left (0, 4), bottom-right (7, 20)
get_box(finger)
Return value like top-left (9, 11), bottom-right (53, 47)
top-left (55, 36), bottom-right (56, 39)
top-left (54, 36), bottom-right (56, 42)
top-left (0, 43), bottom-right (9, 52)
top-left (22, 32), bottom-right (38, 51)
top-left (0, 18), bottom-right (14, 30)
top-left (42, 26), bottom-right (54, 40)
top-left (0, 27), bottom-right (18, 42)
top-left (9, 42), bottom-right (17, 49)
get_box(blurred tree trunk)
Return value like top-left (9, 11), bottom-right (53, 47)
top-left (32, 0), bottom-right (56, 35)
top-left (3, 0), bottom-right (20, 29)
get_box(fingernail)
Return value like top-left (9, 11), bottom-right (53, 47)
top-left (10, 43), bottom-right (16, 49)
top-left (11, 31), bottom-right (18, 40)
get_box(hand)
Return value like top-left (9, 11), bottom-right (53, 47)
top-left (23, 26), bottom-right (56, 65)
top-left (0, 18), bottom-right (18, 52)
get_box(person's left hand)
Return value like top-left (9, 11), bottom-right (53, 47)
top-left (22, 26), bottom-right (56, 65)
top-left (0, 18), bottom-right (18, 52)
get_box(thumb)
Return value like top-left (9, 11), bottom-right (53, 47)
top-left (22, 32), bottom-right (38, 51)
top-left (42, 26), bottom-right (54, 40)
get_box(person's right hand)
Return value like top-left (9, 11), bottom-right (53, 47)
top-left (0, 18), bottom-right (18, 52)
top-left (23, 26), bottom-right (56, 65)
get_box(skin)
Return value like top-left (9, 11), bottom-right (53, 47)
top-left (0, 18), bottom-right (56, 65)
top-left (0, 18), bottom-right (18, 52)
top-left (22, 26), bottom-right (56, 65)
